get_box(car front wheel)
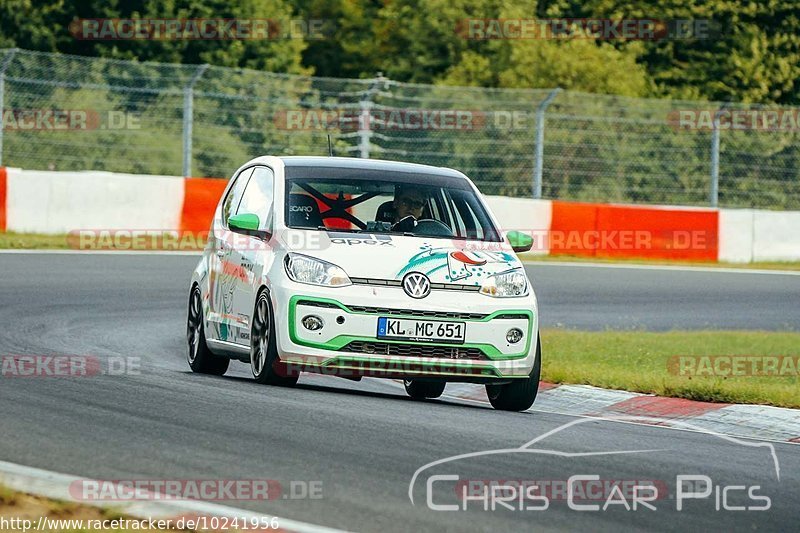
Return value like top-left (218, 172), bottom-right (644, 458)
top-left (485, 333), bottom-right (541, 411)
top-left (250, 290), bottom-right (298, 387)
top-left (404, 379), bottom-right (446, 400)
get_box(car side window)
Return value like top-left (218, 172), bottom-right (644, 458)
top-left (433, 188), bottom-right (457, 233)
top-left (236, 166), bottom-right (275, 231)
top-left (222, 168), bottom-right (254, 226)
top-left (451, 194), bottom-right (483, 239)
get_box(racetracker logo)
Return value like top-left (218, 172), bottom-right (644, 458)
top-left (2, 109), bottom-right (140, 131)
top-left (68, 479), bottom-right (322, 502)
top-left (668, 108), bottom-right (800, 132)
top-left (68, 18), bottom-right (331, 40)
top-left (457, 478), bottom-right (670, 503)
top-left (668, 355), bottom-right (800, 377)
top-left (456, 229), bottom-right (716, 253)
top-left (456, 19), bottom-right (714, 40)
top-left (281, 358), bottom-right (505, 378)
top-left (274, 109), bottom-right (487, 131)
top-left (0, 355), bottom-right (140, 377)
top-left (68, 229), bottom-right (333, 252)
top-left (68, 230), bottom-right (210, 251)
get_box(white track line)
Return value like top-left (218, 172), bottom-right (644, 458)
top-left (523, 260), bottom-right (800, 276)
top-left (442, 391), bottom-right (800, 447)
top-left (383, 380), bottom-right (800, 446)
top-left (0, 249), bottom-right (201, 256)
top-left (0, 460), bottom-right (348, 533)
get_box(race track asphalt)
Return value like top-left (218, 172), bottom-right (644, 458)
top-left (0, 253), bottom-right (797, 532)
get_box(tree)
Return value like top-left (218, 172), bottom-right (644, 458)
top-left (0, 0), bottom-right (309, 74)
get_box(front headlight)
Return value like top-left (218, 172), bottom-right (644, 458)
top-left (285, 253), bottom-right (351, 287)
top-left (480, 268), bottom-right (528, 298)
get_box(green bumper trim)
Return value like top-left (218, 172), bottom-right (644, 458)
top-left (288, 295), bottom-right (534, 360)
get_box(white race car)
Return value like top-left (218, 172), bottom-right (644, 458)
top-left (187, 156), bottom-right (540, 410)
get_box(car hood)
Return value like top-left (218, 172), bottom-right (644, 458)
top-left (284, 230), bottom-right (522, 286)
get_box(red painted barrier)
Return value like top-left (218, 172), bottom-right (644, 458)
top-left (177, 179), bottom-right (720, 260)
top-left (181, 180), bottom-right (355, 233)
top-left (180, 178), bottom-right (227, 232)
top-left (549, 201), bottom-right (598, 257)
top-left (550, 201), bottom-right (718, 260)
top-left (0, 167), bottom-right (6, 232)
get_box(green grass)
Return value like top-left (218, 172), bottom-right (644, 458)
top-left (0, 484), bottom-right (19, 506)
top-left (0, 485), bottom-right (172, 532)
top-left (0, 232), bottom-right (70, 249)
top-left (541, 329), bottom-right (800, 408)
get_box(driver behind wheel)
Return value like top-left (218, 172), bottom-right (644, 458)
top-left (392, 185), bottom-right (427, 223)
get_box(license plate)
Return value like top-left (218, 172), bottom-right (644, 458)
top-left (376, 317), bottom-right (466, 344)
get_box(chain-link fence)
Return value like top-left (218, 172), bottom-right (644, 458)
top-left (1, 48), bottom-right (798, 209)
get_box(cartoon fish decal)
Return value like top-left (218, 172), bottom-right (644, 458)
top-left (449, 250), bottom-right (487, 266)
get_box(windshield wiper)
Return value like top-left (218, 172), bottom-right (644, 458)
top-left (318, 226), bottom-right (361, 233)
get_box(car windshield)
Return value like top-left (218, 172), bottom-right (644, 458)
top-left (284, 167), bottom-right (501, 242)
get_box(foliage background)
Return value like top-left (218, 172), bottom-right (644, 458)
top-left (0, 0), bottom-right (798, 208)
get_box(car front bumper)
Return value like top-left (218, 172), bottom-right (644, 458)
top-left (270, 281), bottom-right (539, 381)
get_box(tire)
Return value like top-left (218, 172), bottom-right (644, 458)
top-left (486, 333), bottom-right (541, 411)
top-left (404, 379), bottom-right (446, 400)
top-left (250, 290), bottom-right (298, 386)
top-left (187, 285), bottom-right (229, 375)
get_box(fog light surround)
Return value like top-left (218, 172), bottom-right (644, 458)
top-left (506, 328), bottom-right (524, 344)
top-left (302, 315), bottom-right (324, 331)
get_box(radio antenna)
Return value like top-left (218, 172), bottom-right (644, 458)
top-left (327, 134), bottom-right (333, 157)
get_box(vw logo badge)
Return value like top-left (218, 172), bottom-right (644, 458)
top-left (403, 272), bottom-right (431, 299)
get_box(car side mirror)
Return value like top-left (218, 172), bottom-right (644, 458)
top-left (228, 213), bottom-right (270, 240)
top-left (506, 230), bottom-right (533, 253)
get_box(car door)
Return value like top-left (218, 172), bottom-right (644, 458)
top-left (207, 167), bottom-right (253, 341)
top-left (227, 165), bottom-right (276, 346)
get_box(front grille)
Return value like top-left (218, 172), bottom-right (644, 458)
top-left (296, 300), bottom-right (528, 321)
top-left (350, 277), bottom-right (480, 292)
top-left (341, 341), bottom-right (485, 360)
top-left (297, 300), bottom-right (340, 309)
top-left (345, 305), bottom-right (487, 320)
top-left (349, 277), bottom-right (401, 287)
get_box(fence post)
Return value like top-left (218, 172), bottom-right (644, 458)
top-left (533, 87), bottom-right (561, 199)
top-left (182, 64), bottom-right (209, 177)
top-left (0, 48), bottom-right (19, 167)
top-left (358, 98), bottom-right (372, 159)
top-left (709, 104), bottom-right (728, 208)
top-left (357, 74), bottom-right (386, 159)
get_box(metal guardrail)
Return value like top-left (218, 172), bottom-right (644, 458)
top-left (0, 48), bottom-right (798, 209)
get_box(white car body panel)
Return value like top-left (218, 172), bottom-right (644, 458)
top-left (191, 156), bottom-right (539, 381)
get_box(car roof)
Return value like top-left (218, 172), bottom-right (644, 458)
top-left (279, 156), bottom-right (466, 180)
